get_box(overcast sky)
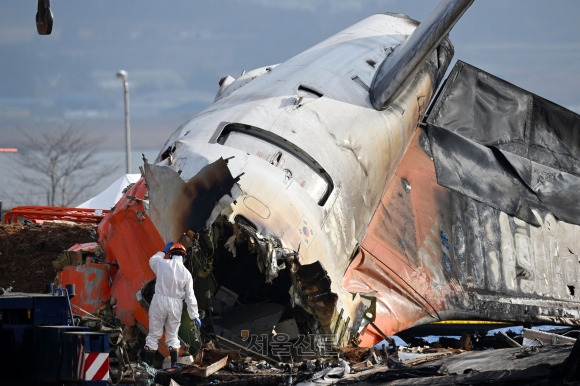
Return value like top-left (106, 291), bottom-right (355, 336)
top-left (1, 0), bottom-right (579, 152)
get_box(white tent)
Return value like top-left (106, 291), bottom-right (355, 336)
top-left (77, 174), bottom-right (141, 210)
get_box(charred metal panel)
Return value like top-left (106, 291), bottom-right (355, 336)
top-left (144, 157), bottom-right (239, 242)
top-left (343, 131), bottom-right (453, 344)
top-left (344, 130), bottom-right (580, 346)
top-left (426, 61), bottom-right (580, 226)
top-left (295, 261), bottom-right (338, 332)
top-left (443, 194), bottom-right (580, 325)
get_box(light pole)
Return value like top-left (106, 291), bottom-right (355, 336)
top-left (116, 70), bottom-right (131, 174)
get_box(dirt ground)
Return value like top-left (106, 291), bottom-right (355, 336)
top-left (0, 222), bottom-right (98, 293)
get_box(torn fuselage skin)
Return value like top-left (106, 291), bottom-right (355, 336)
top-left (143, 157), bottom-right (345, 343)
top-left (189, 215), bottom-right (340, 341)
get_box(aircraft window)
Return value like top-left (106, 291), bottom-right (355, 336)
top-left (213, 123), bottom-right (333, 206)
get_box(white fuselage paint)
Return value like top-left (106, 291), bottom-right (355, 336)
top-left (151, 14), bottom-right (439, 336)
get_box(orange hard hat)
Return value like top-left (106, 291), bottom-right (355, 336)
top-left (169, 243), bottom-right (187, 257)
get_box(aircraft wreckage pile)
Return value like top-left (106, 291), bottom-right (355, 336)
top-left (1, 220), bottom-right (580, 385)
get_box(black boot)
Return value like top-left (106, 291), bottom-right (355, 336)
top-left (144, 346), bottom-right (156, 366)
top-left (170, 348), bottom-right (179, 367)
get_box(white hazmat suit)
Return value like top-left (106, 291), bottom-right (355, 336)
top-left (145, 251), bottom-right (199, 351)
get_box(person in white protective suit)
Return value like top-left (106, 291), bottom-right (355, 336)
top-left (144, 242), bottom-right (201, 367)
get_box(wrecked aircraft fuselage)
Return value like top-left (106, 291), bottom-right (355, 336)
top-left (56, 0), bottom-right (580, 359)
top-left (142, 10), bottom-right (452, 348)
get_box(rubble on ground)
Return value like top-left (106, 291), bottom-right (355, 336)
top-left (150, 328), bottom-right (579, 386)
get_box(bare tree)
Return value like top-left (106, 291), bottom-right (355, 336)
top-left (14, 124), bottom-right (115, 207)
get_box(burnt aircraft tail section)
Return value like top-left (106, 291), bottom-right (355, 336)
top-left (345, 61), bottom-right (580, 346)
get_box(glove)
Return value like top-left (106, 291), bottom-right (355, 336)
top-left (163, 241), bottom-right (174, 254)
top-left (193, 317), bottom-right (201, 328)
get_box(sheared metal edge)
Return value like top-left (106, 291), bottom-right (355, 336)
top-left (144, 157), bottom-right (241, 242)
